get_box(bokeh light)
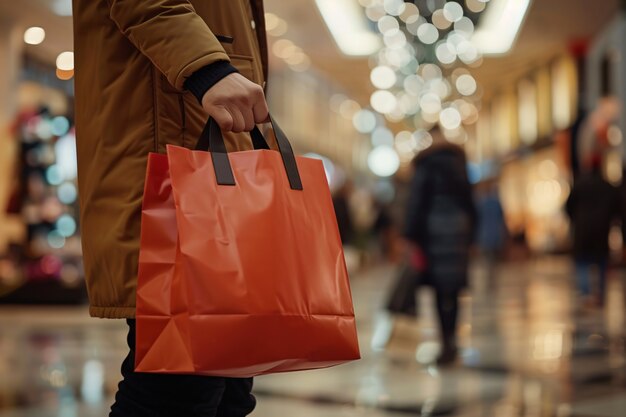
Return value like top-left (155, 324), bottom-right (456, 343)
top-left (417, 23), bottom-right (439, 44)
top-left (456, 74), bottom-right (477, 95)
top-left (56, 51), bottom-right (74, 71)
top-left (371, 126), bottom-right (395, 147)
top-left (395, 130), bottom-right (418, 154)
top-left (420, 93), bottom-right (442, 114)
top-left (440, 107), bottom-right (462, 130)
top-left (51, 116), bottom-right (70, 137)
top-left (352, 109), bottom-right (377, 133)
top-left (436, 42), bottom-right (456, 64)
top-left (377, 15), bottom-right (400, 35)
top-left (24, 27), bottom-right (45, 45)
top-left (383, 0), bottom-right (406, 16)
top-left (432, 10), bottom-right (452, 30)
top-left (404, 74), bottom-right (425, 95)
top-left (454, 17), bottom-right (475, 35)
top-left (58, 183), bottom-right (78, 205)
top-left (46, 165), bottom-right (63, 186)
top-left (339, 99), bottom-right (361, 119)
top-left (56, 214), bottom-right (77, 237)
top-left (443, 2), bottom-right (464, 22)
top-left (265, 13), bottom-right (288, 37)
top-left (466, 0), bottom-right (487, 13)
top-left (399, 2), bottom-right (420, 23)
top-left (47, 230), bottom-right (66, 249)
top-left (371, 90), bottom-right (398, 114)
top-left (368, 145), bottom-right (400, 177)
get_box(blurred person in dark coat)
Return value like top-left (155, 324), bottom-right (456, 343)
top-left (332, 182), bottom-right (355, 245)
top-left (566, 155), bottom-right (621, 308)
top-left (404, 128), bottom-right (477, 365)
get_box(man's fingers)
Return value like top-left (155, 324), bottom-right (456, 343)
top-left (228, 107), bottom-right (246, 133)
top-left (210, 106), bottom-right (234, 132)
top-left (202, 73), bottom-right (270, 132)
top-left (252, 92), bottom-right (270, 124)
top-left (242, 107), bottom-right (255, 132)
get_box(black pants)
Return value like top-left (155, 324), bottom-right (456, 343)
top-left (435, 289), bottom-right (459, 349)
top-left (110, 320), bottom-right (256, 417)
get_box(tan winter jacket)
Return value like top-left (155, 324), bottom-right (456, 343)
top-left (72, 0), bottom-right (268, 318)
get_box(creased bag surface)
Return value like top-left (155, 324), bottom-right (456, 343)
top-left (135, 138), bottom-right (360, 377)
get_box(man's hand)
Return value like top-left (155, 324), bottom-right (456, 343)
top-left (201, 73), bottom-right (269, 133)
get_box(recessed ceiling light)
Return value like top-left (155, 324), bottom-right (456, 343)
top-left (471, 0), bottom-right (531, 55)
top-left (316, 0), bottom-right (382, 56)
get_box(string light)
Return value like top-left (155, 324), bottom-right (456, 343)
top-left (370, 65), bottom-right (397, 89)
top-left (359, 0), bottom-right (488, 178)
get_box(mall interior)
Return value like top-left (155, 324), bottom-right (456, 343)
top-left (1, 0), bottom-right (626, 416)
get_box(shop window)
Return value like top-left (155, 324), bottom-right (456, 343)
top-left (551, 57), bottom-right (578, 130)
top-left (536, 68), bottom-right (552, 138)
top-left (518, 79), bottom-right (538, 145)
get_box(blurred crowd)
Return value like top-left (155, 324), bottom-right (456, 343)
top-left (331, 96), bottom-right (625, 366)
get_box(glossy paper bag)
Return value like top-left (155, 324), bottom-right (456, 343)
top-left (135, 118), bottom-right (360, 377)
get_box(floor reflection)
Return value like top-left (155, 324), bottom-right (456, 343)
top-left (0, 256), bottom-right (624, 416)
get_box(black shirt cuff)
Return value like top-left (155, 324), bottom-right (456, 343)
top-left (184, 61), bottom-right (239, 104)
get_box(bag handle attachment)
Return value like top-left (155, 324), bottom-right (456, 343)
top-left (195, 116), bottom-right (303, 191)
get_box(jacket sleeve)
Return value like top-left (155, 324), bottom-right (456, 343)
top-left (403, 165), bottom-right (430, 245)
top-left (185, 61), bottom-right (239, 103)
top-left (106, 0), bottom-right (231, 90)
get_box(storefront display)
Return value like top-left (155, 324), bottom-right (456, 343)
top-left (518, 78), bottom-right (538, 145)
top-left (491, 91), bottom-right (517, 156)
top-left (535, 67), bottom-right (553, 139)
top-left (0, 82), bottom-right (84, 305)
top-left (476, 108), bottom-right (492, 161)
top-left (500, 147), bottom-right (571, 253)
top-left (477, 52), bottom-right (585, 253)
top-left (551, 56), bottom-right (578, 131)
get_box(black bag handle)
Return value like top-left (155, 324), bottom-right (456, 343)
top-left (195, 119), bottom-right (270, 152)
top-left (195, 116), bottom-right (303, 190)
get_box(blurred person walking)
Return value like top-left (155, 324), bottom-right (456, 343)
top-left (332, 182), bottom-right (356, 245)
top-left (476, 178), bottom-right (507, 290)
top-left (566, 155), bottom-right (621, 309)
top-left (372, 201), bottom-right (399, 262)
top-left (403, 128), bottom-right (476, 365)
top-left (72, 1), bottom-right (270, 415)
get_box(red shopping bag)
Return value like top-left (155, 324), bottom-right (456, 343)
top-left (135, 117), bottom-right (360, 377)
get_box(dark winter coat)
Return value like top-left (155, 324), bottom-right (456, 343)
top-left (404, 143), bottom-right (477, 292)
top-left (566, 172), bottom-right (621, 261)
top-left (332, 194), bottom-right (354, 245)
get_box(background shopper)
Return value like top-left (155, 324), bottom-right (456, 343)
top-left (403, 128), bottom-right (476, 365)
top-left (476, 178), bottom-right (507, 290)
top-left (566, 155), bottom-right (622, 308)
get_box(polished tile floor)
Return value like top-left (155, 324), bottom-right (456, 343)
top-left (0, 256), bottom-right (624, 416)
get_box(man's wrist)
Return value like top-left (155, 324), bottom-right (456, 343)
top-left (184, 61), bottom-right (239, 104)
